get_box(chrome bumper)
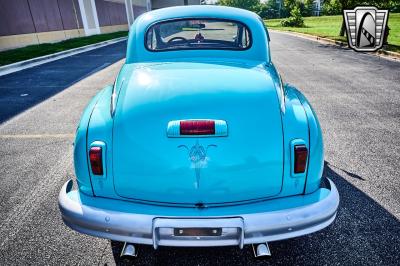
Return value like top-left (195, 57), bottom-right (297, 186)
top-left (59, 179), bottom-right (339, 248)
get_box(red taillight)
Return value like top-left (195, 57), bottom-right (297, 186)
top-left (180, 120), bottom-right (215, 135)
top-left (89, 147), bottom-right (103, 175)
top-left (294, 145), bottom-right (308, 173)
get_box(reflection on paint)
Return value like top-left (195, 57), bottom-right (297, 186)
top-left (136, 71), bottom-right (152, 86)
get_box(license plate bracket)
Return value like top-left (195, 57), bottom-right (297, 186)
top-left (173, 227), bottom-right (222, 237)
top-left (152, 218), bottom-right (244, 249)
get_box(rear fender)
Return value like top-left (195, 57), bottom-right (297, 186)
top-left (279, 84), bottom-right (309, 197)
top-left (74, 88), bottom-right (109, 196)
top-left (86, 85), bottom-right (115, 197)
top-left (293, 89), bottom-right (324, 194)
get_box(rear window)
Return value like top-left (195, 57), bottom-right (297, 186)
top-left (145, 19), bottom-right (251, 51)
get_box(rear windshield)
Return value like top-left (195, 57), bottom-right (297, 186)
top-left (145, 19), bottom-right (251, 51)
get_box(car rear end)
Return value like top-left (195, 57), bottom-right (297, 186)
top-left (59, 5), bottom-right (339, 254)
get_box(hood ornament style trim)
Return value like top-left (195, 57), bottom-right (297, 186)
top-left (178, 140), bottom-right (217, 189)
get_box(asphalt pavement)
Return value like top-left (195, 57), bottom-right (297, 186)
top-left (0, 40), bottom-right (126, 123)
top-left (0, 32), bottom-right (399, 265)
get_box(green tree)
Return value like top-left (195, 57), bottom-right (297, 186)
top-left (283, 0), bottom-right (297, 11)
top-left (303, 0), bottom-right (315, 16)
top-left (255, 1), bottom-right (280, 19)
top-left (390, 0), bottom-right (400, 12)
top-left (283, 0), bottom-right (314, 17)
top-left (218, 0), bottom-right (260, 11)
top-left (322, 0), bottom-right (398, 16)
top-left (282, 0), bottom-right (297, 17)
top-left (322, 0), bottom-right (342, 15)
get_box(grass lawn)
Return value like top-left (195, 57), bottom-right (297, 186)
top-left (0, 31), bottom-right (128, 66)
top-left (265, 13), bottom-right (400, 52)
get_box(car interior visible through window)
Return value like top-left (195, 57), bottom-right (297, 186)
top-left (146, 19), bottom-right (251, 51)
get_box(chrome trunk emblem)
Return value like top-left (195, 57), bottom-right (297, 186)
top-left (178, 140), bottom-right (217, 188)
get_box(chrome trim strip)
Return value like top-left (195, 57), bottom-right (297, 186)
top-left (59, 179), bottom-right (339, 248)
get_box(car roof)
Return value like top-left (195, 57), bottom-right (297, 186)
top-left (140, 5), bottom-right (261, 24)
top-left (126, 5), bottom-right (270, 64)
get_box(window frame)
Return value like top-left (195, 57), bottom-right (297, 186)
top-left (144, 17), bottom-right (253, 52)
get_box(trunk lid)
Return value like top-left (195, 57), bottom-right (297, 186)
top-left (112, 62), bottom-right (283, 205)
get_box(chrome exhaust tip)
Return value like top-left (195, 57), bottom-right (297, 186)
top-left (252, 243), bottom-right (271, 258)
top-left (120, 242), bottom-right (137, 257)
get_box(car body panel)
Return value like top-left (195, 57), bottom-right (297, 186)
top-left (112, 62), bottom-right (284, 204)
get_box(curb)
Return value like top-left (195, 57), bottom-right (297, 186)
top-left (0, 36), bottom-right (128, 77)
top-left (376, 49), bottom-right (400, 59)
top-left (269, 29), bottom-right (400, 61)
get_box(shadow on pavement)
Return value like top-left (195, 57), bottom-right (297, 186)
top-left (109, 162), bottom-right (400, 266)
top-left (0, 41), bottom-right (126, 123)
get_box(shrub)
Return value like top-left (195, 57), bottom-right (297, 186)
top-left (281, 6), bottom-right (304, 27)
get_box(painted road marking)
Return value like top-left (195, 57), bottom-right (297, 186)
top-left (0, 134), bottom-right (74, 139)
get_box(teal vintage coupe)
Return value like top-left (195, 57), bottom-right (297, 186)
top-left (59, 5), bottom-right (339, 257)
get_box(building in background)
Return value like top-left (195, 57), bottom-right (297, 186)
top-left (0, 0), bottom-right (200, 51)
top-left (313, 0), bottom-right (322, 16)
